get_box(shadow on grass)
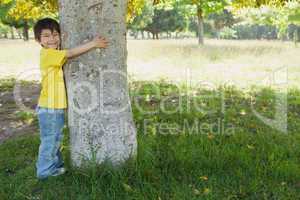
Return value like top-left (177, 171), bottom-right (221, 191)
top-left (0, 78), bottom-right (299, 199)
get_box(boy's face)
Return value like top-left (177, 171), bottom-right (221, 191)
top-left (38, 29), bottom-right (60, 49)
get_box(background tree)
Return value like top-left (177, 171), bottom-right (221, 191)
top-left (128, 0), bottom-right (154, 39)
top-left (208, 8), bottom-right (235, 39)
top-left (144, 2), bottom-right (188, 39)
top-left (179, 0), bottom-right (230, 45)
top-left (233, 0), bottom-right (300, 40)
top-left (0, 21), bottom-right (9, 38)
top-left (0, 0), bottom-right (146, 41)
top-left (0, 0), bottom-right (48, 40)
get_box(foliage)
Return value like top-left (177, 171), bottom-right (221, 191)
top-left (0, 21), bottom-right (10, 37)
top-left (232, 0), bottom-right (290, 8)
top-left (232, 22), bottom-right (278, 39)
top-left (220, 26), bottom-right (237, 39)
top-left (128, 0), bottom-right (147, 22)
top-left (177, 0), bottom-right (231, 16)
top-left (232, 0), bottom-right (300, 39)
top-left (128, 0), bottom-right (154, 32)
top-left (208, 8), bottom-right (236, 30)
top-left (144, 2), bottom-right (189, 36)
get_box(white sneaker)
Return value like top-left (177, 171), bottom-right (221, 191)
top-left (51, 167), bottom-right (66, 177)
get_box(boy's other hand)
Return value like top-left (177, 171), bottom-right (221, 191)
top-left (93, 35), bottom-right (109, 49)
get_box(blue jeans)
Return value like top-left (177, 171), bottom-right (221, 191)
top-left (35, 106), bottom-right (65, 179)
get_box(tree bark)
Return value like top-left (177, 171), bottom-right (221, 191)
top-left (133, 31), bottom-right (138, 39)
top-left (22, 21), bottom-right (29, 41)
top-left (10, 26), bottom-right (15, 39)
top-left (141, 30), bottom-right (145, 39)
top-left (197, 6), bottom-right (204, 45)
top-left (294, 29), bottom-right (299, 47)
top-left (58, 0), bottom-right (137, 167)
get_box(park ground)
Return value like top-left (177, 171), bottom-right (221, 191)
top-left (0, 38), bottom-right (300, 87)
top-left (0, 39), bottom-right (300, 199)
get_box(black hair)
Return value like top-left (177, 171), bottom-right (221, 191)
top-left (33, 18), bottom-right (61, 42)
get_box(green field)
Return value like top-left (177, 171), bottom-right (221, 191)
top-left (0, 39), bottom-right (299, 199)
top-left (0, 78), bottom-right (299, 199)
top-left (0, 38), bottom-right (299, 88)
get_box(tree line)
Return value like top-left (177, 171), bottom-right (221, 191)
top-left (0, 0), bottom-right (299, 45)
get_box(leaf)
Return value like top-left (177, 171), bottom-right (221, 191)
top-left (193, 188), bottom-right (200, 195)
top-left (122, 183), bottom-right (133, 192)
top-left (199, 176), bottom-right (208, 181)
top-left (203, 188), bottom-right (211, 195)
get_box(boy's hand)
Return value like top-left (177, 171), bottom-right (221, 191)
top-left (66, 35), bottom-right (109, 59)
top-left (93, 35), bottom-right (109, 48)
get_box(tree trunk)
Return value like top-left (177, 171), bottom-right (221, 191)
top-left (294, 29), bottom-right (298, 47)
top-left (133, 31), bottom-right (138, 39)
top-left (10, 26), bottom-right (15, 39)
top-left (17, 29), bottom-right (22, 39)
top-left (23, 21), bottom-right (29, 41)
top-left (216, 30), bottom-right (220, 40)
top-left (147, 31), bottom-right (151, 39)
top-left (197, 6), bottom-right (204, 45)
top-left (58, 0), bottom-right (137, 167)
top-left (141, 30), bottom-right (145, 39)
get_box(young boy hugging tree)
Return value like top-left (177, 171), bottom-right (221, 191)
top-left (33, 18), bottom-right (109, 179)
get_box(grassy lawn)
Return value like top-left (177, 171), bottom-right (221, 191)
top-left (0, 79), bottom-right (299, 199)
top-left (0, 38), bottom-right (299, 88)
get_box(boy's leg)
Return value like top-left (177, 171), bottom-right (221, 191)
top-left (36, 107), bottom-right (65, 179)
top-left (54, 110), bottom-right (65, 168)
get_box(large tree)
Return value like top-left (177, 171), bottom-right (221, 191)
top-left (58, 0), bottom-right (137, 167)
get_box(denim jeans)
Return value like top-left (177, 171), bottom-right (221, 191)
top-left (35, 106), bottom-right (65, 179)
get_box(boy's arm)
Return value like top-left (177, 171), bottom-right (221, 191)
top-left (66, 36), bottom-right (108, 59)
top-left (66, 41), bottom-right (95, 59)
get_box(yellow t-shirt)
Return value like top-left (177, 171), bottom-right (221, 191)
top-left (38, 48), bottom-right (68, 109)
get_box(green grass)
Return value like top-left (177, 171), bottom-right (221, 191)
top-left (0, 79), bottom-right (300, 199)
top-left (1, 39), bottom-right (300, 87)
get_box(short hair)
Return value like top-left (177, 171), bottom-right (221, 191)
top-left (34, 18), bottom-right (61, 42)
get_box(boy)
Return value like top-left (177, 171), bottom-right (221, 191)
top-left (33, 18), bottom-right (108, 179)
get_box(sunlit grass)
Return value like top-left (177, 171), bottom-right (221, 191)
top-left (0, 38), bottom-right (299, 87)
top-left (0, 78), bottom-right (299, 199)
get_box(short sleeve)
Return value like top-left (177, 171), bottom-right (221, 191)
top-left (41, 48), bottom-right (67, 68)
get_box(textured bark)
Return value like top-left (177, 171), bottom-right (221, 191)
top-left (22, 21), bottom-right (29, 41)
top-left (58, 0), bottom-right (137, 167)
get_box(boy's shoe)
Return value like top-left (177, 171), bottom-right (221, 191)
top-left (51, 167), bottom-right (66, 177)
